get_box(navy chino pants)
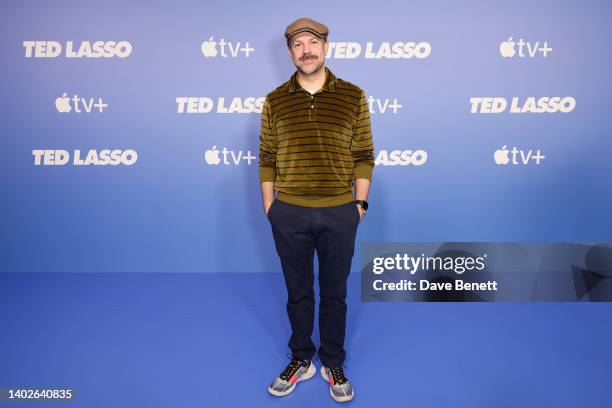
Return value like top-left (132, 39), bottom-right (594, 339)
top-left (267, 198), bottom-right (360, 368)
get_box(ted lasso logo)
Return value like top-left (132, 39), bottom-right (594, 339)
top-left (469, 97), bottom-right (576, 113)
top-left (23, 41), bottom-right (132, 58)
top-left (201, 36), bottom-right (254, 58)
top-left (326, 41), bottom-right (431, 59)
top-left (499, 37), bottom-right (552, 58)
top-left (204, 146), bottom-right (256, 166)
top-left (56, 93), bottom-right (108, 113)
top-left (33, 149), bottom-right (137, 166)
top-left (375, 150), bottom-right (428, 166)
top-left (494, 146), bottom-right (545, 166)
top-left (176, 97), bottom-right (264, 113)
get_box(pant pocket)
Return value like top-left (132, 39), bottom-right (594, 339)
top-left (350, 202), bottom-right (361, 224)
top-left (267, 199), bottom-right (277, 221)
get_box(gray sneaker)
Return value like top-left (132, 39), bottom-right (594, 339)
top-left (320, 365), bottom-right (354, 402)
top-left (268, 357), bottom-right (316, 397)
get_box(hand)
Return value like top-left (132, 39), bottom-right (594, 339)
top-left (264, 200), bottom-right (274, 216)
top-left (356, 204), bottom-right (365, 221)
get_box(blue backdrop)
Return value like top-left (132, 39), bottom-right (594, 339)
top-left (2, 0), bottom-right (611, 273)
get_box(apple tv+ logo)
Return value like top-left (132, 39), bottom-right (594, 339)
top-left (494, 146), bottom-right (546, 166)
top-left (56, 93), bottom-right (108, 113)
top-left (499, 37), bottom-right (552, 58)
top-left (201, 36), bottom-right (254, 58)
top-left (204, 146), bottom-right (256, 166)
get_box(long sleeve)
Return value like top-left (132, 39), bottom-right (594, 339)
top-left (351, 89), bottom-right (375, 180)
top-left (259, 96), bottom-right (277, 183)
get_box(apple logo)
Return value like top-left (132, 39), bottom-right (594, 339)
top-left (55, 92), bottom-right (72, 113)
top-left (205, 145), bottom-right (221, 165)
top-left (494, 145), bottom-right (510, 165)
top-left (201, 36), bottom-right (218, 58)
top-left (499, 37), bottom-right (516, 58)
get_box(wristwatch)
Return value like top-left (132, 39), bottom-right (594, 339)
top-left (354, 200), bottom-right (369, 212)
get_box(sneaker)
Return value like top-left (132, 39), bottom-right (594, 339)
top-left (267, 357), bottom-right (316, 397)
top-left (320, 365), bottom-right (354, 402)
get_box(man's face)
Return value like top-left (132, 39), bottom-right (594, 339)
top-left (287, 33), bottom-right (328, 75)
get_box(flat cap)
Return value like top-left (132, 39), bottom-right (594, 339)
top-left (284, 18), bottom-right (329, 45)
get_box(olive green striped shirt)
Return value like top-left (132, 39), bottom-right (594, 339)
top-left (259, 66), bottom-right (375, 207)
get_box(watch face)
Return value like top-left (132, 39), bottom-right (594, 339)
top-left (356, 200), bottom-right (368, 211)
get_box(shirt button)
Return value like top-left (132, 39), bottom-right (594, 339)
top-left (310, 105), bottom-right (314, 108)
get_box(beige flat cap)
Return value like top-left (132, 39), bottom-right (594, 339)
top-left (284, 17), bottom-right (329, 46)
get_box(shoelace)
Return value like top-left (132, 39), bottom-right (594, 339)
top-left (280, 357), bottom-right (306, 381)
top-left (330, 366), bottom-right (348, 385)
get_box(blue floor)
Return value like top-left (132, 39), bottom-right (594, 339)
top-left (1, 272), bottom-right (610, 407)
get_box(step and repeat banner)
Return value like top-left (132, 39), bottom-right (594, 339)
top-left (1, 1), bottom-right (611, 284)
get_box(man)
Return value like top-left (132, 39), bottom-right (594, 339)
top-left (260, 17), bottom-right (374, 403)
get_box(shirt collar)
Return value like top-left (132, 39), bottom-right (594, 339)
top-left (289, 66), bottom-right (336, 94)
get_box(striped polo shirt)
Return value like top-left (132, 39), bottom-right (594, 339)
top-left (259, 66), bottom-right (375, 207)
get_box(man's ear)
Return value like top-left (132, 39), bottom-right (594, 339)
top-left (324, 40), bottom-right (329, 56)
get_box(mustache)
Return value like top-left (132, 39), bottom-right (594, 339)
top-left (300, 54), bottom-right (318, 61)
